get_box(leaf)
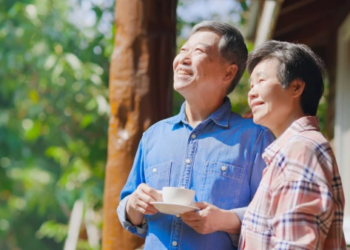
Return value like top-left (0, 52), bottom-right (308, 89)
top-left (80, 115), bottom-right (93, 128)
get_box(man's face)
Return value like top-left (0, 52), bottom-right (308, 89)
top-left (173, 30), bottom-right (228, 96)
top-left (248, 58), bottom-right (294, 129)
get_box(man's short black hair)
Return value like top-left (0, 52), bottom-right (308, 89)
top-left (247, 40), bottom-right (326, 116)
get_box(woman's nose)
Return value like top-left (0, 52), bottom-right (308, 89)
top-left (248, 87), bottom-right (258, 101)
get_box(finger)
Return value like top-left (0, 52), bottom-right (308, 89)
top-left (193, 202), bottom-right (209, 210)
top-left (182, 219), bottom-right (202, 229)
top-left (136, 190), bottom-right (158, 204)
top-left (147, 188), bottom-right (163, 202)
top-left (136, 200), bottom-right (159, 214)
top-left (139, 184), bottom-right (163, 201)
top-left (242, 110), bottom-right (253, 118)
top-left (180, 211), bottom-right (200, 221)
top-left (136, 206), bottom-right (158, 215)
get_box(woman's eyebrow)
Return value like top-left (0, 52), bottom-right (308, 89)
top-left (255, 72), bottom-right (268, 78)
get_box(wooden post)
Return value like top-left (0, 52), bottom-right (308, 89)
top-left (102, 1), bottom-right (177, 250)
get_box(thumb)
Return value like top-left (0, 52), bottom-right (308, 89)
top-left (149, 189), bottom-right (163, 202)
top-left (193, 202), bottom-right (209, 210)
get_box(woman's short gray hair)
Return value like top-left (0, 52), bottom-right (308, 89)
top-left (190, 21), bottom-right (248, 94)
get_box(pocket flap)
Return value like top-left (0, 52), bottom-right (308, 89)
top-left (206, 162), bottom-right (243, 180)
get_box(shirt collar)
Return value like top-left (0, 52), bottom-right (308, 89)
top-left (263, 116), bottom-right (320, 164)
top-left (166, 97), bottom-right (231, 128)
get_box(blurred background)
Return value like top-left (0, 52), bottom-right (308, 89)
top-left (1, 0), bottom-right (349, 249)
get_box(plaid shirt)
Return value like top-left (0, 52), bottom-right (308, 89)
top-left (239, 116), bottom-right (346, 250)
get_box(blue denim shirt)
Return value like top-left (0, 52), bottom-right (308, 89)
top-left (117, 98), bottom-right (274, 250)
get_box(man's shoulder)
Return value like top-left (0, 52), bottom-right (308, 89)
top-left (144, 115), bottom-right (179, 135)
top-left (229, 112), bottom-right (270, 134)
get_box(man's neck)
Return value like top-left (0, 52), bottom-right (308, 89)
top-left (185, 97), bottom-right (225, 129)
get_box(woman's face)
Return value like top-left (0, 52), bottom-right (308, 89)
top-left (248, 58), bottom-right (294, 130)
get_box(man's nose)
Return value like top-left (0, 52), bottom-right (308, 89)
top-left (178, 52), bottom-right (191, 65)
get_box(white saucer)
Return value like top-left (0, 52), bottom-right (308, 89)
top-left (150, 202), bottom-right (198, 215)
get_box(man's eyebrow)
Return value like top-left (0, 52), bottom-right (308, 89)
top-left (197, 43), bottom-right (210, 47)
top-left (186, 42), bottom-right (210, 48)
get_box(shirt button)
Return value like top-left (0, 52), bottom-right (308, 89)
top-left (185, 159), bottom-right (191, 164)
top-left (221, 166), bottom-right (227, 171)
top-left (191, 134), bottom-right (196, 139)
top-left (172, 241), bottom-right (178, 247)
top-left (152, 168), bottom-right (157, 173)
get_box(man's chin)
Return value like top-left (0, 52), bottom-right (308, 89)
top-left (174, 83), bottom-right (189, 94)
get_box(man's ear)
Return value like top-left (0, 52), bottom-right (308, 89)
top-left (291, 79), bottom-right (305, 98)
top-left (223, 64), bottom-right (238, 85)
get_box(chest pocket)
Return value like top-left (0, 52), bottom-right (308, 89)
top-left (200, 161), bottom-right (244, 209)
top-left (145, 162), bottom-right (172, 190)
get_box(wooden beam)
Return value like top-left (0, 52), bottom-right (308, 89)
top-left (102, 0), bottom-right (177, 250)
top-left (274, 9), bottom-right (336, 38)
top-left (275, 0), bottom-right (350, 45)
top-left (279, 0), bottom-right (317, 15)
top-left (273, 14), bottom-right (332, 45)
top-left (275, 0), bottom-right (337, 33)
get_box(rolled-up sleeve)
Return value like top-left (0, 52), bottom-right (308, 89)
top-left (116, 136), bottom-right (148, 238)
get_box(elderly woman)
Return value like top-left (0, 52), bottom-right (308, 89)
top-left (239, 41), bottom-right (346, 250)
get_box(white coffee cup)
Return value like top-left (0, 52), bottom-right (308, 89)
top-left (161, 187), bottom-right (195, 206)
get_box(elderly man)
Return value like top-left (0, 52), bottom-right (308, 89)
top-left (117, 21), bottom-right (274, 250)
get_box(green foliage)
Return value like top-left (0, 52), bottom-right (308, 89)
top-left (0, 0), bottom-right (112, 249)
top-left (36, 221), bottom-right (68, 243)
top-left (1, 0), bottom-right (330, 249)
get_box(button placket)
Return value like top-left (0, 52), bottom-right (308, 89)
top-left (170, 217), bottom-right (182, 249)
top-left (171, 125), bottom-right (203, 249)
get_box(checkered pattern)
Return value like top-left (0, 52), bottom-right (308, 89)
top-left (239, 116), bottom-right (346, 250)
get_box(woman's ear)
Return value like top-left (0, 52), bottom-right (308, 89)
top-left (223, 64), bottom-right (238, 85)
top-left (291, 79), bottom-right (305, 98)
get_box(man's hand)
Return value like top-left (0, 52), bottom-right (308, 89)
top-left (126, 183), bottom-right (162, 226)
top-left (180, 202), bottom-right (221, 234)
top-left (180, 202), bottom-right (241, 234)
